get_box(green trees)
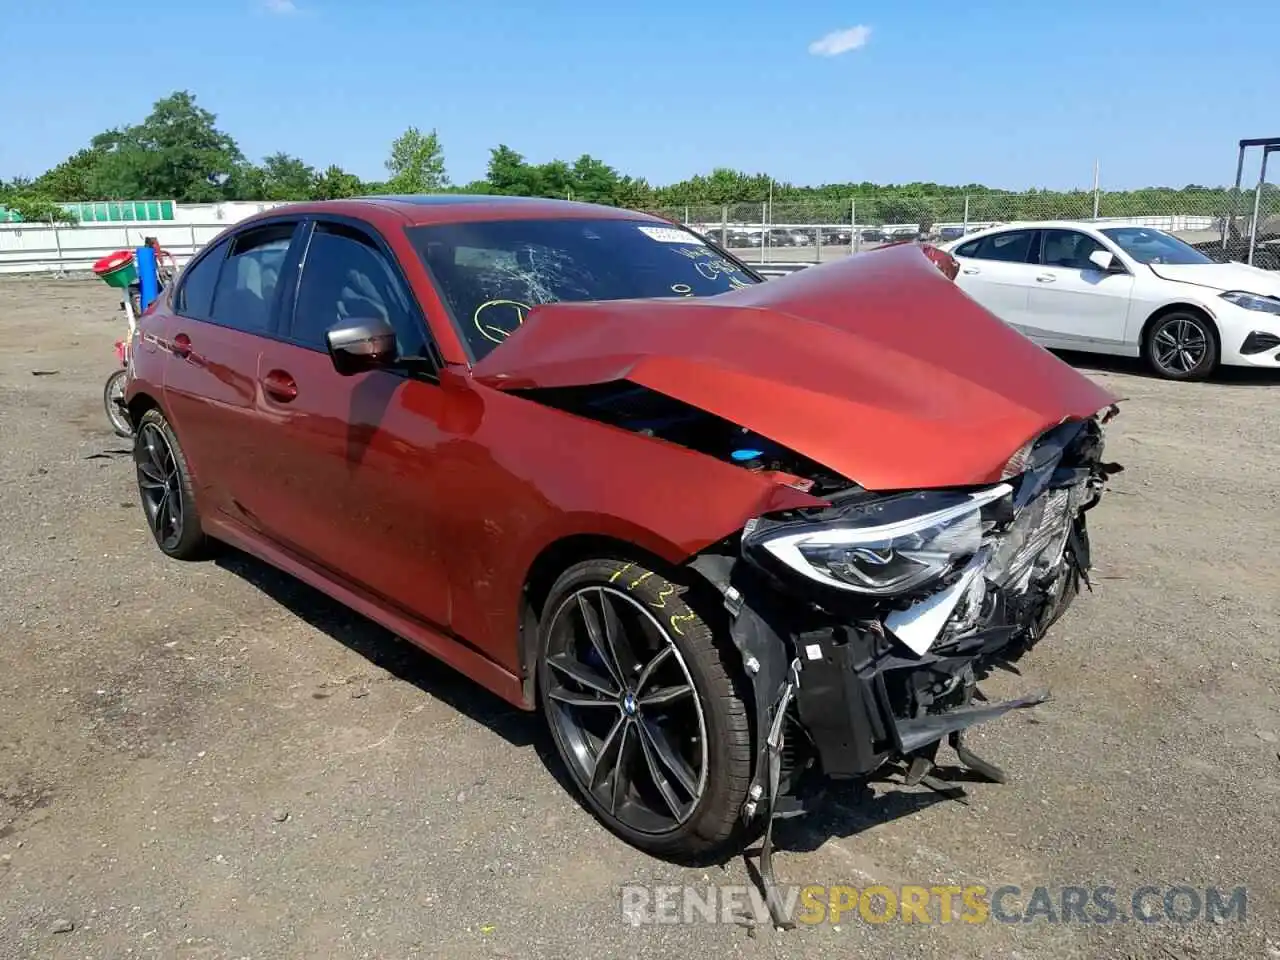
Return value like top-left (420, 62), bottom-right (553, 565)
top-left (0, 87), bottom-right (1257, 224)
top-left (385, 127), bottom-right (449, 194)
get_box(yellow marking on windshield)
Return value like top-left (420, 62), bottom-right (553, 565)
top-left (473, 299), bottom-right (532, 344)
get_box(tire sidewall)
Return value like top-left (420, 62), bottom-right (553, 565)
top-left (1144, 311), bottom-right (1218, 381)
top-left (104, 370), bottom-right (132, 438)
top-left (537, 558), bottom-right (748, 856)
top-left (134, 408), bottom-right (205, 558)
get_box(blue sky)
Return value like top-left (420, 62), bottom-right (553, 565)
top-left (2, 0), bottom-right (1277, 190)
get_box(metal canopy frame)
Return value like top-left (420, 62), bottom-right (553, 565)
top-left (1226, 137), bottom-right (1280, 264)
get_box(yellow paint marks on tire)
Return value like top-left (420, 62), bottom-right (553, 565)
top-left (629, 571), bottom-right (654, 589)
top-left (669, 612), bottom-right (697, 636)
top-left (609, 563), bottom-right (634, 583)
top-left (650, 583), bottom-right (676, 609)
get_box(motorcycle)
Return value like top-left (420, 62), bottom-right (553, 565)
top-left (103, 296), bottom-right (137, 439)
top-left (101, 243), bottom-right (176, 438)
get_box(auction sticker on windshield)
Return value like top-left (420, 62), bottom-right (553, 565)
top-left (638, 226), bottom-right (704, 244)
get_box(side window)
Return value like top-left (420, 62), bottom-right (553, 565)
top-left (209, 222), bottom-right (297, 333)
top-left (175, 239), bottom-right (227, 318)
top-left (1040, 229), bottom-right (1106, 270)
top-left (955, 239), bottom-right (980, 258)
top-left (970, 230), bottom-right (1037, 263)
top-left (293, 222), bottom-right (429, 359)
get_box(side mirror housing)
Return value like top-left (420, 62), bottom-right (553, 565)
top-left (1088, 249), bottom-right (1123, 273)
top-left (326, 319), bottom-right (399, 376)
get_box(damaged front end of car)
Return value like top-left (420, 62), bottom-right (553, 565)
top-left (688, 408), bottom-right (1123, 924)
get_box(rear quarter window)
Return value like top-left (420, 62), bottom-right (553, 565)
top-left (175, 240), bottom-right (227, 318)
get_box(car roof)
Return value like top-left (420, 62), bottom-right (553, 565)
top-left (963, 219), bottom-right (1126, 235)
top-left (238, 194), bottom-right (668, 229)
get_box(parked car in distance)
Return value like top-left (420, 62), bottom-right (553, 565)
top-left (938, 225), bottom-right (966, 242)
top-left (945, 219), bottom-right (1280, 379)
top-left (124, 196), bottom-right (1119, 866)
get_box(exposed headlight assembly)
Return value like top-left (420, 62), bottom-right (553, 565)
top-left (1220, 290), bottom-right (1280, 314)
top-left (744, 484), bottom-right (1011, 596)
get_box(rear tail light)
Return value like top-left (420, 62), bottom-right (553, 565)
top-left (921, 244), bottom-right (961, 281)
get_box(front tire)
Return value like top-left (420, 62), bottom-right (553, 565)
top-left (537, 558), bottom-right (753, 860)
top-left (133, 407), bottom-right (208, 560)
top-left (1143, 310), bottom-right (1217, 381)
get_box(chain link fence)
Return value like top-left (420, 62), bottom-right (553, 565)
top-left (640, 186), bottom-right (1280, 268)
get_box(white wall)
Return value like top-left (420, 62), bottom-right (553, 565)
top-left (0, 201), bottom-right (293, 275)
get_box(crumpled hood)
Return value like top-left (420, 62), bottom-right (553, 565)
top-left (471, 243), bottom-right (1117, 491)
top-left (1148, 260), bottom-right (1280, 296)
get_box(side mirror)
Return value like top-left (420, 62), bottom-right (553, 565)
top-left (326, 319), bottom-right (399, 376)
top-left (1088, 249), bottom-right (1122, 273)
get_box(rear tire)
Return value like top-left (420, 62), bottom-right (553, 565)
top-left (1142, 310), bottom-right (1217, 381)
top-left (133, 407), bottom-right (209, 560)
top-left (537, 558), bottom-right (753, 860)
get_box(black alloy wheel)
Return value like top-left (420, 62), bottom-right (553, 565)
top-left (537, 559), bottom-right (753, 859)
top-left (133, 408), bottom-right (208, 559)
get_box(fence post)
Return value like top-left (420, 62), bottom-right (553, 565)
top-left (759, 202), bottom-right (766, 264)
top-left (963, 195), bottom-right (969, 234)
top-left (50, 217), bottom-right (65, 278)
top-left (189, 223), bottom-right (198, 263)
top-left (1247, 149), bottom-right (1270, 267)
top-left (683, 205), bottom-right (689, 225)
top-left (851, 199), bottom-right (857, 255)
top-left (720, 204), bottom-right (728, 246)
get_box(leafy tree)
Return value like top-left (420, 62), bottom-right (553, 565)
top-left (486, 144), bottom-right (535, 195)
top-left (87, 91), bottom-right (244, 201)
top-left (536, 159), bottom-right (572, 198)
top-left (34, 148), bottom-right (106, 201)
top-left (312, 164), bottom-right (364, 199)
top-left (385, 126), bottom-right (448, 193)
top-left (569, 154), bottom-right (619, 203)
top-left (3, 191), bottom-right (76, 222)
top-left (259, 152), bottom-right (317, 201)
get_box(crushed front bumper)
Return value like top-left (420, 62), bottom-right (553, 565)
top-left (690, 414), bottom-right (1122, 815)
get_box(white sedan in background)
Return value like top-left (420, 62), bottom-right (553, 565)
top-left (944, 220), bottom-right (1280, 380)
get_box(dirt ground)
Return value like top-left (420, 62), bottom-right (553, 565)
top-left (0, 274), bottom-right (1278, 960)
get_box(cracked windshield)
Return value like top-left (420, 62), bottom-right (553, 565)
top-left (409, 218), bottom-right (758, 359)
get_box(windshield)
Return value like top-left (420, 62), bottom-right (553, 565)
top-left (407, 218), bottom-right (760, 360)
top-left (1100, 226), bottom-right (1214, 265)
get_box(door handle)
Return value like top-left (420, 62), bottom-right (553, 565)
top-left (961, 267), bottom-right (980, 274)
top-left (172, 333), bottom-right (192, 358)
top-left (1036, 274), bottom-right (1057, 283)
top-left (261, 369), bottom-right (298, 403)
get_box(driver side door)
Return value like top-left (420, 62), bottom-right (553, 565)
top-left (254, 218), bottom-right (454, 631)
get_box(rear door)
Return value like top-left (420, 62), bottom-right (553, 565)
top-left (160, 218), bottom-right (304, 525)
top-left (1023, 228), bottom-right (1136, 352)
top-left (254, 217), bottom-right (454, 630)
top-left (952, 229), bottom-right (1040, 332)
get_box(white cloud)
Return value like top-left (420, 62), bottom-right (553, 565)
top-left (807, 25), bottom-right (871, 57)
top-left (262, 0), bottom-right (298, 14)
